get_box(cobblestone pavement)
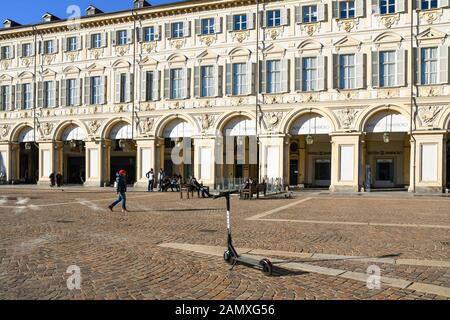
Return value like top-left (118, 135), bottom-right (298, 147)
top-left (0, 187), bottom-right (449, 300)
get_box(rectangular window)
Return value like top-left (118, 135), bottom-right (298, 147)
top-left (302, 57), bottom-right (318, 91)
top-left (144, 27), bottom-right (155, 42)
top-left (0, 86), bottom-right (9, 110)
top-left (170, 68), bottom-right (183, 99)
top-left (267, 10), bottom-right (281, 27)
top-left (302, 5), bottom-right (318, 23)
top-left (267, 60), bottom-right (282, 93)
top-left (67, 79), bottom-right (77, 106)
top-left (23, 83), bottom-right (32, 109)
top-left (117, 30), bottom-right (127, 45)
top-left (233, 14), bottom-right (247, 31)
top-left (91, 76), bottom-right (101, 105)
top-left (379, 51), bottom-right (396, 87)
top-left (201, 66), bottom-right (214, 97)
top-left (339, 54), bottom-right (356, 89)
top-left (119, 74), bottom-right (127, 103)
top-left (233, 63), bottom-right (247, 95)
top-left (91, 33), bottom-right (102, 48)
top-left (145, 71), bottom-right (153, 101)
top-left (44, 40), bottom-right (54, 55)
top-left (43, 81), bottom-right (54, 108)
top-left (172, 22), bottom-right (184, 39)
top-left (0, 46), bottom-right (10, 60)
top-left (380, 0), bottom-right (396, 14)
top-left (201, 18), bottom-right (215, 35)
top-left (67, 36), bottom-right (77, 51)
top-left (421, 47), bottom-right (438, 85)
top-left (22, 43), bottom-right (32, 57)
top-left (421, 0), bottom-right (438, 10)
top-left (339, 1), bottom-right (355, 19)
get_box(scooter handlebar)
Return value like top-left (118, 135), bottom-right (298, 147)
top-left (213, 190), bottom-right (239, 199)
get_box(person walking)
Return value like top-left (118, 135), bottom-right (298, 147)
top-left (108, 169), bottom-right (129, 213)
top-left (158, 168), bottom-right (166, 192)
top-left (146, 168), bottom-right (155, 192)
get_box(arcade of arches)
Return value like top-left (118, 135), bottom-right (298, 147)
top-left (0, 110), bottom-right (449, 193)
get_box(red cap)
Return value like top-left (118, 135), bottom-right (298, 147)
top-left (119, 170), bottom-right (126, 175)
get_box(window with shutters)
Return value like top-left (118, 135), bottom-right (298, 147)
top-left (145, 71), bottom-right (154, 101)
top-left (144, 27), bottom-right (155, 42)
top-left (0, 46), bottom-right (11, 60)
top-left (91, 76), bottom-right (101, 105)
top-left (117, 30), bottom-right (127, 45)
top-left (67, 79), bottom-right (77, 106)
top-left (67, 37), bottom-right (77, 52)
top-left (91, 33), bottom-right (102, 48)
top-left (43, 81), bottom-right (54, 108)
top-left (303, 57), bottom-right (318, 91)
top-left (267, 10), bottom-right (281, 27)
top-left (201, 66), bottom-right (214, 97)
top-left (23, 83), bottom-right (32, 109)
top-left (380, 0), bottom-right (396, 14)
top-left (22, 43), bottom-right (32, 57)
top-left (201, 18), bottom-right (215, 35)
top-left (171, 68), bottom-right (183, 99)
top-left (119, 74), bottom-right (127, 103)
top-left (339, 54), bottom-right (356, 89)
top-left (421, 0), bottom-right (438, 10)
top-left (233, 63), bottom-right (247, 95)
top-left (172, 22), bottom-right (184, 39)
top-left (0, 86), bottom-right (9, 110)
top-left (233, 14), bottom-right (247, 31)
top-left (44, 40), bottom-right (54, 55)
top-left (267, 60), bottom-right (282, 93)
top-left (379, 51), bottom-right (396, 87)
top-left (340, 1), bottom-right (356, 19)
top-left (303, 5), bottom-right (318, 23)
top-left (421, 47), bottom-right (438, 85)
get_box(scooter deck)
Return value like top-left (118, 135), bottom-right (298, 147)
top-left (233, 256), bottom-right (264, 269)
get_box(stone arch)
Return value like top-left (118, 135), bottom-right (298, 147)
top-left (17, 71), bottom-right (34, 79)
top-left (214, 111), bottom-right (256, 135)
top-left (154, 114), bottom-right (199, 138)
top-left (111, 59), bottom-right (131, 69)
top-left (100, 117), bottom-right (133, 140)
top-left (281, 108), bottom-right (338, 134)
top-left (357, 104), bottom-right (411, 133)
top-left (297, 39), bottom-right (323, 53)
top-left (9, 122), bottom-right (35, 142)
top-left (437, 107), bottom-right (450, 130)
top-left (53, 120), bottom-right (89, 141)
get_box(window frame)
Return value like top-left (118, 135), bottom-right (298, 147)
top-left (339, 0), bottom-right (356, 19)
top-left (302, 56), bottom-right (319, 92)
top-left (170, 68), bottom-right (183, 100)
top-left (420, 0), bottom-right (439, 10)
top-left (91, 76), bottom-right (102, 105)
top-left (144, 26), bottom-right (155, 42)
top-left (267, 9), bottom-right (282, 28)
top-left (339, 54), bottom-right (356, 89)
top-left (171, 22), bottom-right (185, 39)
top-left (232, 62), bottom-right (248, 96)
top-left (233, 14), bottom-right (248, 31)
top-left (302, 5), bottom-right (318, 23)
top-left (117, 30), bottom-right (128, 46)
top-left (380, 0), bottom-right (396, 15)
top-left (91, 33), bottom-right (102, 49)
top-left (200, 65), bottom-right (215, 97)
top-left (201, 18), bottom-right (215, 35)
top-left (379, 51), bottom-right (396, 88)
top-left (420, 47), bottom-right (438, 85)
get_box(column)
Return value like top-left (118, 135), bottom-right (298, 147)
top-left (0, 142), bottom-right (10, 183)
top-left (194, 136), bottom-right (216, 187)
top-left (330, 134), bottom-right (361, 193)
top-left (259, 134), bottom-right (286, 185)
top-left (54, 141), bottom-right (64, 176)
top-left (134, 138), bottom-right (156, 189)
top-left (37, 141), bottom-right (56, 186)
top-left (411, 131), bottom-right (445, 193)
top-left (84, 140), bottom-right (104, 187)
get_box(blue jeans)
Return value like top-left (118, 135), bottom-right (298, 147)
top-left (148, 180), bottom-right (154, 191)
top-left (111, 192), bottom-right (127, 210)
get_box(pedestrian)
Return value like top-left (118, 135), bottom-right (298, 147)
top-left (158, 168), bottom-right (165, 192)
top-left (108, 169), bottom-right (129, 213)
top-left (146, 168), bottom-right (155, 192)
top-left (49, 172), bottom-right (56, 187)
top-left (190, 177), bottom-right (212, 198)
top-left (56, 172), bottom-right (63, 187)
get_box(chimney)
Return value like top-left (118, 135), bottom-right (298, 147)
top-left (133, 0), bottom-right (151, 9)
top-left (3, 19), bottom-right (21, 29)
top-left (42, 13), bottom-right (60, 23)
top-left (86, 5), bottom-right (104, 16)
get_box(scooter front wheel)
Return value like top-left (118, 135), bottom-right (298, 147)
top-left (260, 258), bottom-right (273, 276)
top-left (224, 250), bottom-right (233, 264)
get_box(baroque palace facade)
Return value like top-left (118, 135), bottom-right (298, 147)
top-left (0, 0), bottom-right (450, 192)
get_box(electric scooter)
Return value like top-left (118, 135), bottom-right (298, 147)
top-left (214, 190), bottom-right (273, 276)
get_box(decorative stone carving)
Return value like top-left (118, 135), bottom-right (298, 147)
top-left (231, 97), bottom-right (246, 106)
top-left (300, 23), bottom-right (320, 36)
top-left (142, 42), bottom-right (157, 53)
top-left (0, 124), bottom-right (9, 138)
top-left (66, 52), bottom-right (78, 62)
top-left (418, 86), bottom-right (442, 97)
top-left (265, 27), bottom-right (283, 40)
top-left (199, 114), bottom-right (214, 132)
top-left (0, 60), bottom-right (11, 70)
top-left (264, 95), bottom-right (282, 105)
top-left (115, 45), bottom-right (129, 57)
top-left (379, 13), bottom-right (400, 29)
top-left (141, 102), bottom-right (156, 111)
top-left (168, 101), bottom-right (184, 110)
top-left (39, 122), bottom-right (53, 138)
top-left (87, 120), bottom-right (101, 134)
top-left (263, 112), bottom-right (282, 131)
top-left (231, 31), bottom-right (249, 43)
top-left (418, 106), bottom-right (443, 127)
top-left (419, 8), bottom-right (443, 25)
top-left (338, 90), bottom-right (357, 100)
top-left (199, 35), bottom-right (217, 46)
top-left (114, 105), bottom-right (126, 113)
top-left (300, 92), bottom-right (319, 103)
top-left (337, 108), bottom-right (359, 129)
top-left (170, 39), bottom-right (185, 49)
top-left (21, 57), bottom-right (33, 67)
top-left (337, 18), bottom-right (359, 32)
top-left (44, 54), bottom-right (56, 65)
top-left (377, 88), bottom-right (400, 99)
top-left (140, 117), bottom-right (155, 135)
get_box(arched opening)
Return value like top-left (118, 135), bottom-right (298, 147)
top-left (159, 119), bottom-right (194, 180)
top-left (217, 116), bottom-right (258, 187)
top-left (363, 110), bottom-right (410, 190)
top-left (60, 125), bottom-right (85, 184)
top-left (288, 113), bottom-right (332, 189)
top-left (109, 122), bottom-right (136, 185)
top-left (446, 120), bottom-right (450, 189)
top-left (16, 127), bottom-right (39, 184)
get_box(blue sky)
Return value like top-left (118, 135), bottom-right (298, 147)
top-left (1, 0), bottom-right (174, 26)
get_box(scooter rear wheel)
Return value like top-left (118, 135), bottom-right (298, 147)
top-left (224, 250), bottom-right (233, 264)
top-left (260, 259), bottom-right (273, 276)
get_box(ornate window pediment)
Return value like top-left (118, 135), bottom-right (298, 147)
top-left (41, 68), bottom-right (57, 77)
top-left (62, 66), bottom-right (81, 75)
top-left (334, 36), bottom-right (362, 52)
top-left (0, 74), bottom-right (13, 83)
top-left (297, 40), bottom-right (323, 55)
top-left (86, 63), bottom-right (105, 73)
top-left (417, 28), bottom-right (447, 45)
top-left (196, 50), bottom-right (218, 64)
top-left (262, 44), bottom-right (286, 59)
top-left (139, 56), bottom-right (159, 67)
top-left (228, 47), bottom-right (251, 62)
top-left (373, 32), bottom-right (403, 49)
top-left (167, 53), bottom-right (188, 68)
top-left (111, 59), bottom-right (131, 70)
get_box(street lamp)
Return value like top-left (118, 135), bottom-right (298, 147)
top-left (383, 132), bottom-right (390, 144)
top-left (306, 134), bottom-right (314, 145)
top-left (119, 139), bottom-right (126, 149)
top-left (70, 139), bottom-right (77, 148)
top-left (25, 142), bottom-right (31, 150)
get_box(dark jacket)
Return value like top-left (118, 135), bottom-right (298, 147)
top-left (116, 174), bottom-right (127, 193)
